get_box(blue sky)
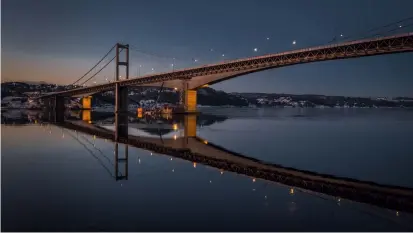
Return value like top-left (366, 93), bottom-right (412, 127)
top-left (2, 0), bottom-right (413, 97)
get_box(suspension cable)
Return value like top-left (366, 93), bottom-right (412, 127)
top-left (70, 44), bottom-right (116, 86)
top-left (78, 48), bottom-right (123, 87)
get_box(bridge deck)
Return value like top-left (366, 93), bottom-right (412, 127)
top-left (40, 32), bottom-right (413, 98)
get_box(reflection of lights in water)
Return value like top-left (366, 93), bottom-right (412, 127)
top-left (93, 135), bottom-right (96, 139)
top-left (193, 162), bottom-right (196, 168)
top-left (396, 211), bottom-right (399, 216)
top-left (203, 140), bottom-right (208, 144)
top-left (290, 188), bottom-right (294, 195)
top-left (264, 195), bottom-right (267, 199)
top-left (170, 158), bottom-right (173, 161)
top-left (62, 134), bottom-right (64, 138)
top-left (150, 152), bottom-right (153, 156)
top-left (252, 178), bottom-right (256, 182)
top-left (173, 124), bottom-right (178, 130)
top-left (105, 139), bottom-right (107, 142)
top-left (174, 135), bottom-right (177, 140)
top-left (252, 189), bottom-right (256, 191)
top-left (220, 171), bottom-right (224, 175)
top-left (138, 158), bottom-right (141, 164)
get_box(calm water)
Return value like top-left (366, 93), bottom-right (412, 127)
top-left (2, 108), bottom-right (413, 231)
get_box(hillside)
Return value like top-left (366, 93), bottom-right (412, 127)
top-left (1, 81), bottom-right (412, 108)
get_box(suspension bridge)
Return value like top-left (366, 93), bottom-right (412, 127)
top-left (39, 32), bottom-right (413, 116)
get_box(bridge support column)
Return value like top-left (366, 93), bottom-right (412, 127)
top-left (54, 96), bottom-right (65, 122)
top-left (115, 84), bottom-right (129, 140)
top-left (176, 81), bottom-right (198, 114)
top-left (82, 96), bottom-right (92, 110)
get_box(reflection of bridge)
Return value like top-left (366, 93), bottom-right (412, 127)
top-left (39, 33), bottom-right (413, 116)
top-left (45, 113), bottom-right (413, 214)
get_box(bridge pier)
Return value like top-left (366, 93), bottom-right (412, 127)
top-left (115, 85), bottom-right (129, 140)
top-left (175, 81), bottom-right (198, 114)
top-left (82, 96), bottom-right (92, 110)
top-left (54, 96), bottom-right (65, 122)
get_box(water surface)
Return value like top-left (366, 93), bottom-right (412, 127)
top-left (2, 108), bottom-right (413, 231)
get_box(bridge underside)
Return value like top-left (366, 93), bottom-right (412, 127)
top-left (136, 67), bottom-right (263, 90)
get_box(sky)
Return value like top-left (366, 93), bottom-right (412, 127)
top-left (2, 0), bottom-right (413, 97)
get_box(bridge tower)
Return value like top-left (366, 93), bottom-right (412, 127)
top-left (115, 43), bottom-right (129, 141)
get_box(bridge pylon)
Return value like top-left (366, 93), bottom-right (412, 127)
top-left (115, 43), bottom-right (130, 140)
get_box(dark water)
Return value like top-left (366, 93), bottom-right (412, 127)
top-left (2, 108), bottom-right (413, 231)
